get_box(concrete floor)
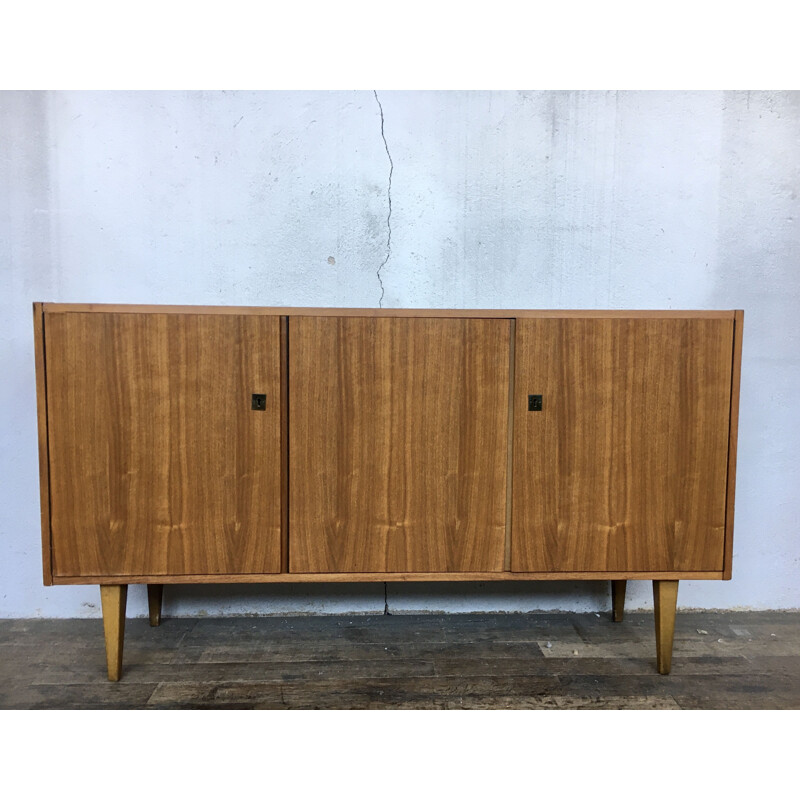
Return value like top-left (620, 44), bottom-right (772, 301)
top-left (1, 611), bottom-right (798, 709)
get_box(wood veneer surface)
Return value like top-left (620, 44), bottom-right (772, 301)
top-left (512, 317), bottom-right (734, 572)
top-left (289, 316), bottom-right (510, 573)
top-left (46, 313), bottom-right (282, 577)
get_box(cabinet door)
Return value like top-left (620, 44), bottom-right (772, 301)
top-left (46, 312), bottom-right (282, 577)
top-left (512, 317), bottom-right (734, 573)
top-left (289, 316), bottom-right (510, 573)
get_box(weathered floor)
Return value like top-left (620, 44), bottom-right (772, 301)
top-left (0, 611), bottom-right (798, 709)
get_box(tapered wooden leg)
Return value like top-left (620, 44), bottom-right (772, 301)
top-left (653, 580), bottom-right (679, 675)
top-left (100, 585), bottom-right (128, 681)
top-left (611, 580), bottom-right (626, 622)
top-left (147, 584), bottom-right (164, 627)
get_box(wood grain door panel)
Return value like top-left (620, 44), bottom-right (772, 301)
top-left (511, 317), bottom-right (734, 572)
top-left (289, 316), bottom-right (510, 573)
top-left (46, 313), bottom-right (282, 576)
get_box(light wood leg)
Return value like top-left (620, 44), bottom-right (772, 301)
top-left (100, 584), bottom-right (128, 681)
top-left (653, 580), bottom-right (679, 675)
top-left (611, 580), bottom-right (626, 622)
top-left (147, 584), bottom-right (164, 627)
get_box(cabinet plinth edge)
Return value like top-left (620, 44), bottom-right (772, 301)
top-left (52, 571), bottom-right (726, 585)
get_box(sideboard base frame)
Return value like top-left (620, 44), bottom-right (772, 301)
top-left (100, 578), bottom-right (684, 681)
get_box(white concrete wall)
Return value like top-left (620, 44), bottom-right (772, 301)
top-left (1, 90), bottom-right (798, 618)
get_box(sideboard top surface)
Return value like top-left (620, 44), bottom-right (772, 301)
top-left (38, 303), bottom-right (739, 319)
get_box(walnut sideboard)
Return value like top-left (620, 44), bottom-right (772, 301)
top-left (33, 304), bottom-right (743, 680)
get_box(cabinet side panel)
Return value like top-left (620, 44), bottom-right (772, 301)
top-left (723, 310), bottom-right (744, 579)
top-left (289, 316), bottom-right (510, 573)
top-left (33, 303), bottom-right (53, 585)
top-left (512, 317), bottom-right (734, 572)
top-left (46, 313), bottom-right (282, 577)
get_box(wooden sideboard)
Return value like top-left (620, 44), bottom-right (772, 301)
top-left (33, 304), bottom-right (743, 680)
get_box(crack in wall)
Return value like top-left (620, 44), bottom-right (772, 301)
top-left (375, 92), bottom-right (394, 602)
top-left (373, 90), bottom-right (393, 308)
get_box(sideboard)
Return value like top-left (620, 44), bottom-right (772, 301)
top-left (33, 304), bottom-right (743, 680)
